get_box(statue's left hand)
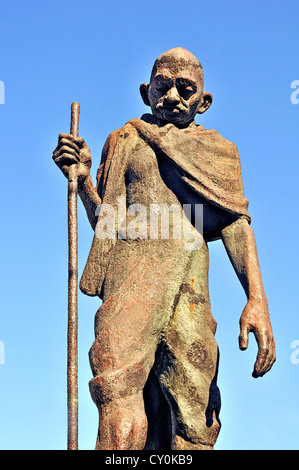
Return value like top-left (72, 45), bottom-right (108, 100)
top-left (238, 297), bottom-right (276, 378)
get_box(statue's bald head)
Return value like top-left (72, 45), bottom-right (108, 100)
top-left (140, 47), bottom-right (212, 127)
top-left (150, 47), bottom-right (204, 84)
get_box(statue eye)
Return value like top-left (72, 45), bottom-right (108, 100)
top-left (156, 82), bottom-right (171, 94)
top-left (177, 84), bottom-right (195, 100)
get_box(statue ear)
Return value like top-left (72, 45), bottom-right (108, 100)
top-left (197, 92), bottom-right (213, 114)
top-left (140, 83), bottom-right (150, 106)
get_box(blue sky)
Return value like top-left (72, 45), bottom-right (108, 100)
top-left (0, 0), bottom-right (299, 450)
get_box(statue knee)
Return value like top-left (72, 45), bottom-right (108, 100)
top-left (89, 374), bottom-right (149, 450)
top-left (95, 398), bottom-right (148, 450)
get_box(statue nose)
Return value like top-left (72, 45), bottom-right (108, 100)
top-left (165, 86), bottom-right (180, 104)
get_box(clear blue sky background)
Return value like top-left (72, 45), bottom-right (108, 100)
top-left (0, 0), bottom-right (299, 450)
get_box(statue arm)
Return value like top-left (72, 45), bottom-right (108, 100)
top-left (221, 217), bottom-right (276, 377)
top-left (78, 173), bottom-right (101, 231)
top-left (78, 129), bottom-right (128, 231)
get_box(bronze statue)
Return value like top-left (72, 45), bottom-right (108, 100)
top-left (53, 47), bottom-right (276, 450)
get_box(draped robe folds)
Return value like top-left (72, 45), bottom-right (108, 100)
top-left (79, 113), bottom-right (251, 298)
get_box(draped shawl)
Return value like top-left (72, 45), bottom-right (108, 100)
top-left (79, 114), bottom-right (250, 297)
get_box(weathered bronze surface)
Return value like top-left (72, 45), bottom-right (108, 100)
top-left (53, 48), bottom-right (276, 450)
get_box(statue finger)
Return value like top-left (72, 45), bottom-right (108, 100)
top-left (56, 137), bottom-right (81, 154)
top-left (53, 146), bottom-right (79, 162)
top-left (238, 322), bottom-right (250, 350)
top-left (54, 153), bottom-right (79, 168)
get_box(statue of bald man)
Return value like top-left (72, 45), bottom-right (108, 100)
top-left (53, 47), bottom-right (276, 450)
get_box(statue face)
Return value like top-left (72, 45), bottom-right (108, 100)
top-left (147, 60), bottom-right (204, 127)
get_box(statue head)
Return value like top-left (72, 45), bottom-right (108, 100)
top-left (140, 47), bottom-right (212, 127)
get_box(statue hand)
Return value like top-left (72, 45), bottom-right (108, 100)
top-left (238, 297), bottom-right (276, 378)
top-left (52, 133), bottom-right (91, 180)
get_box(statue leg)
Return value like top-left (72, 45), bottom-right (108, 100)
top-left (88, 241), bottom-right (176, 450)
top-left (88, 297), bottom-right (159, 450)
top-left (155, 320), bottom-right (221, 450)
top-left (154, 246), bottom-right (221, 450)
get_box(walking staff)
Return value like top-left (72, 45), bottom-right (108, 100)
top-left (67, 102), bottom-right (80, 450)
